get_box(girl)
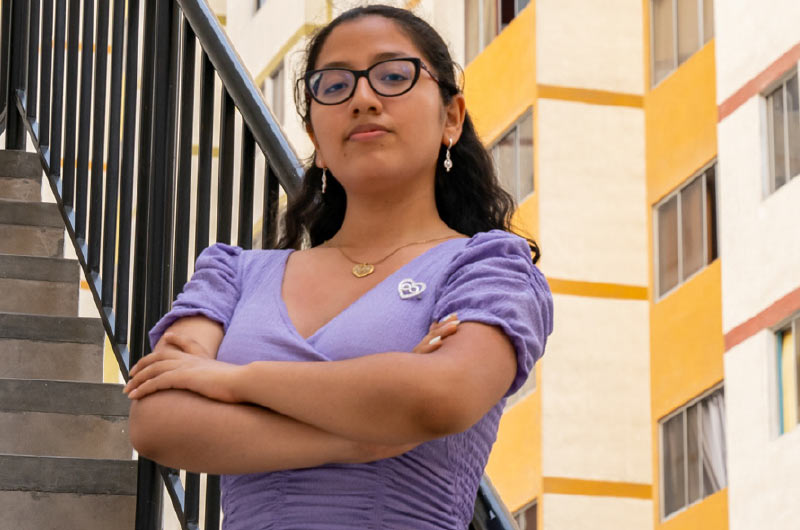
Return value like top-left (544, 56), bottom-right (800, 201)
top-left (126, 5), bottom-right (553, 529)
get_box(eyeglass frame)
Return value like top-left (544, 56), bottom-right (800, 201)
top-left (303, 57), bottom-right (442, 106)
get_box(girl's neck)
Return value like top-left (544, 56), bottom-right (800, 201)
top-left (325, 184), bottom-right (455, 251)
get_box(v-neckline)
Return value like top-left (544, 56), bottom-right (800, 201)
top-left (276, 237), bottom-right (467, 344)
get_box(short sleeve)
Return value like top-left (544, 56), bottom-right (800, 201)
top-left (148, 243), bottom-right (243, 350)
top-left (432, 230), bottom-right (554, 397)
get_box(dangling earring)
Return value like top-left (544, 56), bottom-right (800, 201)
top-left (443, 138), bottom-right (453, 173)
top-left (321, 167), bottom-right (327, 194)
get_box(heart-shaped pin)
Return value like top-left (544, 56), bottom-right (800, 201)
top-left (398, 278), bottom-right (426, 300)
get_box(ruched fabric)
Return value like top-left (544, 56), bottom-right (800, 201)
top-left (147, 230), bottom-right (554, 529)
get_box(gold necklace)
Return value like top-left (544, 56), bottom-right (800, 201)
top-left (327, 234), bottom-right (459, 278)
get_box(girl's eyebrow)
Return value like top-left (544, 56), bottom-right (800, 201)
top-left (318, 51), bottom-right (410, 69)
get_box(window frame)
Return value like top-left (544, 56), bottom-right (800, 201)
top-left (513, 499), bottom-right (538, 530)
top-left (775, 315), bottom-right (800, 436)
top-left (765, 68), bottom-right (800, 195)
top-left (465, 0), bottom-right (529, 63)
top-left (653, 161), bottom-right (717, 300)
top-left (489, 108), bottom-right (534, 205)
top-left (658, 384), bottom-right (725, 521)
top-left (650, 0), bottom-right (713, 87)
top-left (269, 61), bottom-right (285, 125)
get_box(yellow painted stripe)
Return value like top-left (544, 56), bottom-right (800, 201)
top-left (547, 278), bottom-right (648, 300)
top-left (216, 14), bottom-right (226, 26)
top-left (254, 24), bottom-right (320, 87)
top-left (543, 477), bottom-right (652, 499)
top-left (80, 280), bottom-right (89, 290)
top-left (538, 84), bottom-right (644, 109)
top-left (191, 145), bottom-right (220, 157)
top-left (405, 0), bottom-right (423, 9)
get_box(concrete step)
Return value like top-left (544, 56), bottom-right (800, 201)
top-left (0, 313), bottom-right (104, 381)
top-left (0, 379), bottom-right (131, 459)
top-left (0, 199), bottom-right (64, 257)
top-left (0, 254), bottom-right (79, 316)
top-left (0, 454), bottom-right (136, 530)
top-left (0, 490), bottom-right (136, 530)
top-left (0, 150), bottom-right (42, 202)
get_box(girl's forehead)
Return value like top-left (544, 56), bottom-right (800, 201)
top-left (315, 16), bottom-right (423, 68)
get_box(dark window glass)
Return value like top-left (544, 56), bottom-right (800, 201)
top-left (677, 0), bottom-right (699, 64)
top-left (663, 412), bottom-right (686, 517)
top-left (518, 111), bottom-right (534, 199)
top-left (653, 0), bottom-right (676, 85)
top-left (786, 74), bottom-right (800, 179)
top-left (770, 84), bottom-right (787, 190)
top-left (658, 196), bottom-right (679, 296)
top-left (681, 176), bottom-right (704, 278)
top-left (687, 403), bottom-right (701, 503)
top-left (705, 166), bottom-right (718, 261)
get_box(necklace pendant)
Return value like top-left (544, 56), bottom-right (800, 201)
top-left (352, 263), bottom-right (375, 278)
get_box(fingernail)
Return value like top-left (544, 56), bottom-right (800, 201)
top-left (446, 320), bottom-right (460, 327)
top-left (442, 313), bottom-right (457, 322)
top-left (428, 336), bottom-right (441, 345)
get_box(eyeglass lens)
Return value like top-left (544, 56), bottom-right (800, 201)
top-left (308, 59), bottom-right (418, 104)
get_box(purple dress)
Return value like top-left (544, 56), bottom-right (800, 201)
top-left (149, 229), bottom-right (554, 529)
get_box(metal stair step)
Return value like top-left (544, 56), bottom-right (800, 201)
top-left (0, 254), bottom-right (79, 316)
top-left (0, 151), bottom-right (42, 202)
top-left (0, 379), bottom-right (131, 459)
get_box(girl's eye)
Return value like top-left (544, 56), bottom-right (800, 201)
top-left (381, 73), bottom-right (408, 82)
top-left (323, 82), bottom-right (349, 94)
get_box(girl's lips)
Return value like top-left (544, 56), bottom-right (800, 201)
top-left (348, 130), bottom-right (388, 141)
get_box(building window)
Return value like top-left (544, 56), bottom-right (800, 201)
top-left (255, 0), bottom-right (266, 12)
top-left (651, 0), bottom-right (714, 86)
top-left (766, 70), bottom-right (800, 194)
top-left (490, 109), bottom-right (533, 204)
top-left (465, 0), bottom-right (529, 63)
top-left (269, 62), bottom-right (284, 125)
top-left (660, 386), bottom-right (727, 520)
top-left (514, 500), bottom-right (537, 530)
top-left (654, 162), bottom-right (717, 299)
top-left (777, 316), bottom-right (799, 435)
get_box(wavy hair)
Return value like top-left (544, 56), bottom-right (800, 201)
top-left (280, 4), bottom-right (540, 263)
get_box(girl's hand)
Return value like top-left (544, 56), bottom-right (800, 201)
top-left (412, 312), bottom-right (460, 354)
top-left (124, 332), bottom-right (242, 402)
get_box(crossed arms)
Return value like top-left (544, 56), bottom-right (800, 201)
top-left (126, 314), bottom-right (516, 475)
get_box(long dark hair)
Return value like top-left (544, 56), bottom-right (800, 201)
top-left (280, 4), bottom-right (540, 263)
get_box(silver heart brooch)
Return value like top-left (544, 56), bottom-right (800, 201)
top-left (398, 278), bottom-right (426, 300)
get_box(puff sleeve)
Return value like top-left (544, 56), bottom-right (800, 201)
top-left (432, 230), bottom-right (554, 397)
top-left (148, 243), bottom-right (243, 350)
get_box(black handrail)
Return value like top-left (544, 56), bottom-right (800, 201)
top-left (1, 1), bottom-right (519, 529)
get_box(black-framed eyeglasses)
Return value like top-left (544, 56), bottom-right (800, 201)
top-left (304, 57), bottom-right (441, 105)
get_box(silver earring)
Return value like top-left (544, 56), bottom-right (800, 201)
top-left (321, 167), bottom-right (327, 194)
top-left (444, 138), bottom-right (453, 173)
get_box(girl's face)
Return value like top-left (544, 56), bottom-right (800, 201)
top-left (307, 16), bottom-right (463, 196)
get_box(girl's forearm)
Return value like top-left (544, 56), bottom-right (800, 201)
top-left (235, 351), bottom-right (459, 445)
top-left (129, 389), bottom-right (373, 474)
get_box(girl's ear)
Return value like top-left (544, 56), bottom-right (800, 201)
top-left (442, 93), bottom-right (466, 146)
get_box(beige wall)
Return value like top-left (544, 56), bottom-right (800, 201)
top-left (536, 0), bottom-right (644, 94)
top-left (537, 99), bottom-right (647, 285)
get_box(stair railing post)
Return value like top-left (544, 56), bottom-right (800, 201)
top-left (5, 0), bottom-right (30, 149)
